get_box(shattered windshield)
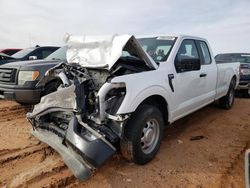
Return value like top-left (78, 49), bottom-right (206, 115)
top-left (138, 37), bottom-right (176, 62)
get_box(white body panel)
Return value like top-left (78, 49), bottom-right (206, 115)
top-left (111, 35), bottom-right (240, 124)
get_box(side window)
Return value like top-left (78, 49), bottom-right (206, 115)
top-left (30, 49), bottom-right (42, 59)
top-left (198, 41), bottom-right (211, 65)
top-left (41, 50), bottom-right (54, 58)
top-left (176, 40), bottom-right (199, 62)
top-left (175, 39), bottom-right (200, 73)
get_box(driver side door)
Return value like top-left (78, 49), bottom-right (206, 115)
top-left (172, 39), bottom-right (205, 120)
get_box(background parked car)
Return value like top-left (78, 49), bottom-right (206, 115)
top-left (0, 48), bottom-right (22, 56)
top-left (11, 45), bottom-right (59, 61)
top-left (215, 53), bottom-right (250, 97)
top-left (0, 46), bottom-right (66, 104)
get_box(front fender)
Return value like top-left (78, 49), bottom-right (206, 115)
top-left (110, 68), bottom-right (174, 119)
top-left (116, 85), bottom-right (172, 115)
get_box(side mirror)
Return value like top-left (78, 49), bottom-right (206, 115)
top-left (175, 55), bottom-right (201, 73)
top-left (29, 56), bottom-right (37, 60)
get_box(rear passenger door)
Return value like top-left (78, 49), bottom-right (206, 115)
top-left (196, 40), bottom-right (217, 104)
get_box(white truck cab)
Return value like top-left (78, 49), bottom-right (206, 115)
top-left (112, 35), bottom-right (239, 122)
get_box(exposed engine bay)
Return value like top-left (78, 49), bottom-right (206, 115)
top-left (27, 34), bottom-right (157, 181)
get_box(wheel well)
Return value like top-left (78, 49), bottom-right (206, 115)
top-left (232, 75), bottom-right (236, 81)
top-left (232, 75), bottom-right (236, 80)
top-left (139, 95), bottom-right (169, 125)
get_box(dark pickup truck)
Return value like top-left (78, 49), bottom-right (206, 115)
top-left (0, 46), bottom-right (66, 104)
top-left (11, 46), bottom-right (59, 61)
top-left (215, 53), bottom-right (250, 96)
top-left (0, 46), bottom-right (59, 66)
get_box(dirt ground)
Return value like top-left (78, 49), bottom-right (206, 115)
top-left (0, 98), bottom-right (249, 188)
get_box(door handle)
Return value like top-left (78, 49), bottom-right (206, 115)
top-left (200, 73), bottom-right (207, 77)
top-left (168, 74), bottom-right (174, 92)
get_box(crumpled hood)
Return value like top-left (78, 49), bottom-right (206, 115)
top-left (65, 34), bottom-right (158, 70)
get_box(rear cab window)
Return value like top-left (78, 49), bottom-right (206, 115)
top-left (197, 41), bottom-right (212, 65)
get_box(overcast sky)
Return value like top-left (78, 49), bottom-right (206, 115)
top-left (0, 0), bottom-right (249, 54)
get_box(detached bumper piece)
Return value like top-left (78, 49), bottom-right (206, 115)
top-left (32, 116), bottom-right (116, 181)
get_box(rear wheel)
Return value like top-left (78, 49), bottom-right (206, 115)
top-left (120, 105), bottom-right (164, 165)
top-left (219, 78), bottom-right (236, 109)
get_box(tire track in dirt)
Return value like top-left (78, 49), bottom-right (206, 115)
top-left (0, 99), bottom-right (250, 187)
top-left (220, 141), bottom-right (250, 188)
top-left (0, 144), bottom-right (48, 165)
top-left (0, 151), bottom-right (65, 187)
top-left (0, 101), bottom-right (30, 122)
top-left (0, 101), bottom-right (78, 188)
top-left (27, 168), bottom-right (75, 188)
top-left (0, 141), bottom-right (77, 188)
top-left (9, 158), bottom-right (67, 188)
top-left (0, 148), bottom-right (76, 188)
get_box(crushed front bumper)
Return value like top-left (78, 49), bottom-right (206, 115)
top-left (27, 70), bottom-right (118, 181)
top-left (30, 115), bottom-right (116, 181)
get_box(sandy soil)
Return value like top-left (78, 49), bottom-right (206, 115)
top-left (0, 98), bottom-right (249, 188)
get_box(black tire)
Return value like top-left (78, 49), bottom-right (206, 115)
top-left (219, 78), bottom-right (236, 109)
top-left (41, 80), bottom-right (61, 97)
top-left (120, 105), bottom-right (164, 165)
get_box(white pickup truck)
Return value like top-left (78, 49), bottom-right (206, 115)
top-left (27, 34), bottom-right (240, 181)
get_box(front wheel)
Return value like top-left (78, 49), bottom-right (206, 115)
top-left (120, 105), bottom-right (164, 165)
top-left (219, 78), bottom-right (236, 109)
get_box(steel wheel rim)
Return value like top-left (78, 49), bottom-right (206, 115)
top-left (140, 118), bottom-right (160, 154)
